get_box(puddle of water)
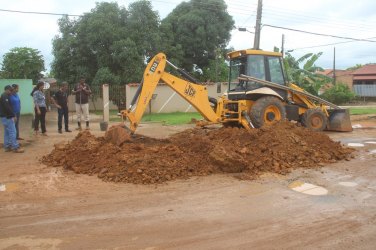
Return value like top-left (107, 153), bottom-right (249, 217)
top-left (369, 149), bottom-right (376, 154)
top-left (364, 141), bottom-right (376, 144)
top-left (289, 181), bottom-right (328, 196)
top-left (348, 143), bottom-right (365, 147)
top-left (0, 184), bottom-right (5, 192)
top-left (339, 182), bottom-right (358, 187)
top-left (352, 124), bottom-right (362, 129)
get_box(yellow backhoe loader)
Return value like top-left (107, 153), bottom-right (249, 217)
top-left (121, 50), bottom-right (352, 133)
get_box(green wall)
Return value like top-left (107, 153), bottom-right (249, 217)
top-left (0, 79), bottom-right (34, 114)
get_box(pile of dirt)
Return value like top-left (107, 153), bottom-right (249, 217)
top-left (42, 122), bottom-right (355, 184)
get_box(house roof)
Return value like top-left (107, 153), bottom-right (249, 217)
top-left (317, 69), bottom-right (333, 76)
top-left (353, 75), bottom-right (376, 80)
top-left (352, 64), bottom-right (376, 75)
top-left (317, 69), bottom-right (353, 77)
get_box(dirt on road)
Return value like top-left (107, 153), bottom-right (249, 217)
top-left (1, 112), bottom-right (376, 249)
top-left (42, 122), bottom-right (354, 184)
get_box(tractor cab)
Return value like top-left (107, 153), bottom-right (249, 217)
top-left (227, 50), bottom-right (287, 100)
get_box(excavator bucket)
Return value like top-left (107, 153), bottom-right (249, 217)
top-left (326, 109), bottom-right (353, 132)
top-left (105, 124), bottom-right (133, 146)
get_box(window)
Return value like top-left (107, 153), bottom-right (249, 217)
top-left (268, 56), bottom-right (285, 85)
top-left (228, 57), bottom-right (246, 91)
top-left (246, 55), bottom-right (266, 80)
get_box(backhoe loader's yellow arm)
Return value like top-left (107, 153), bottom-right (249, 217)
top-left (121, 53), bottom-right (220, 133)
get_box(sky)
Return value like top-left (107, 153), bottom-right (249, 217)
top-left (0, 0), bottom-right (375, 73)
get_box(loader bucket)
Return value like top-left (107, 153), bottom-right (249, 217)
top-left (326, 109), bottom-right (352, 132)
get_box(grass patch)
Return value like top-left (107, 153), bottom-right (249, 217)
top-left (141, 112), bottom-right (203, 125)
top-left (98, 110), bottom-right (203, 124)
top-left (349, 107), bottom-right (376, 115)
top-left (94, 110), bottom-right (119, 116)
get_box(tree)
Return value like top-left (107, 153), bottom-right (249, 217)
top-left (201, 49), bottom-right (229, 82)
top-left (126, 0), bottom-right (161, 60)
top-left (321, 83), bottom-right (355, 104)
top-left (51, 15), bottom-right (80, 84)
top-left (346, 64), bottom-right (363, 71)
top-left (284, 52), bottom-right (330, 95)
top-left (52, 1), bottom-right (161, 85)
top-left (1, 47), bottom-right (45, 83)
top-left (159, 0), bottom-right (234, 77)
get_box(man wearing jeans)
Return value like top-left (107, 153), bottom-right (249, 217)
top-left (0, 85), bottom-right (24, 153)
top-left (9, 84), bottom-right (23, 140)
top-left (51, 82), bottom-right (72, 133)
top-left (72, 77), bottom-right (91, 130)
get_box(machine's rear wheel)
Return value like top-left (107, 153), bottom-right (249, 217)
top-left (249, 96), bottom-right (286, 128)
top-left (301, 108), bottom-right (328, 131)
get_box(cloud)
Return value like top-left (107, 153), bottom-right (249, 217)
top-left (1, 0), bottom-right (375, 73)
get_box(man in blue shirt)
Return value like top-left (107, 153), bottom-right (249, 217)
top-left (9, 84), bottom-right (23, 140)
top-left (0, 85), bottom-right (24, 153)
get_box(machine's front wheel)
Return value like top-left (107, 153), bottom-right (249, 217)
top-left (301, 108), bottom-right (328, 131)
top-left (249, 96), bottom-right (286, 128)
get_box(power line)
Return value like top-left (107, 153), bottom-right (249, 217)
top-left (262, 11), bottom-right (375, 33)
top-left (287, 38), bottom-right (376, 51)
top-left (263, 24), bottom-right (376, 42)
top-left (0, 3), bottom-right (255, 18)
top-left (262, 3), bottom-right (376, 29)
top-left (149, 0), bottom-right (257, 15)
top-left (0, 8), bottom-right (82, 17)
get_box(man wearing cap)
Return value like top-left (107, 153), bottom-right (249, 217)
top-left (0, 85), bottom-right (24, 153)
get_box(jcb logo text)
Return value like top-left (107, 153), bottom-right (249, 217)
top-left (184, 84), bottom-right (196, 97)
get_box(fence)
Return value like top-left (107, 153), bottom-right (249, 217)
top-left (353, 84), bottom-right (376, 97)
top-left (48, 84), bottom-right (127, 111)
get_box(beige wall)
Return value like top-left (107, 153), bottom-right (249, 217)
top-left (63, 82), bottom-right (227, 112)
top-left (126, 82), bottom-right (228, 113)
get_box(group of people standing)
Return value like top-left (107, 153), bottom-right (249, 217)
top-left (50, 78), bottom-right (92, 132)
top-left (0, 84), bottom-right (24, 153)
top-left (0, 77), bottom-right (92, 153)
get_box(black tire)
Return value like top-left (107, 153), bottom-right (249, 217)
top-left (301, 108), bottom-right (328, 132)
top-left (249, 96), bottom-right (286, 128)
top-left (208, 97), bottom-right (217, 112)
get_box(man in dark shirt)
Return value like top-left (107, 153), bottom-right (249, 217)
top-left (0, 85), bottom-right (24, 153)
top-left (72, 77), bottom-right (91, 130)
top-left (51, 82), bottom-right (72, 133)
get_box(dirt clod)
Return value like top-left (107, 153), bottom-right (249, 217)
top-left (42, 122), bottom-right (354, 184)
top-left (104, 125), bottom-right (132, 146)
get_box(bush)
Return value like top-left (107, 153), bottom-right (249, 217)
top-left (320, 83), bottom-right (355, 105)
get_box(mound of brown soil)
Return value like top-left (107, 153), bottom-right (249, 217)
top-left (42, 122), bottom-right (354, 184)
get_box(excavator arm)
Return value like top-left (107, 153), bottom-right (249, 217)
top-left (121, 53), bottom-right (220, 133)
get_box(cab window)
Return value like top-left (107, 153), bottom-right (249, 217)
top-left (229, 57), bottom-right (246, 91)
top-left (247, 55), bottom-right (265, 80)
top-left (268, 56), bottom-right (284, 85)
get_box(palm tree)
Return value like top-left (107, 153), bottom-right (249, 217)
top-left (284, 52), bottom-right (330, 95)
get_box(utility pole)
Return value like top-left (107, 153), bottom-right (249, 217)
top-left (333, 47), bottom-right (336, 85)
top-left (253, 0), bottom-right (263, 50)
top-left (281, 34), bottom-right (285, 57)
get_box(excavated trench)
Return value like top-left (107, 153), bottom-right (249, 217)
top-left (42, 122), bottom-right (354, 184)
